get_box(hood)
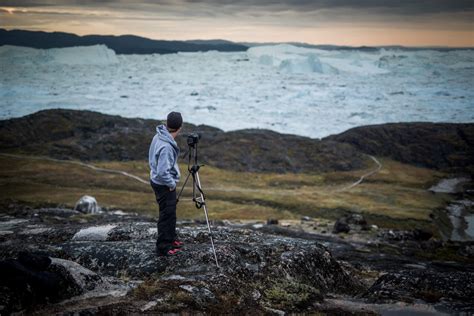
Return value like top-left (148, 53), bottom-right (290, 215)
top-left (156, 124), bottom-right (179, 151)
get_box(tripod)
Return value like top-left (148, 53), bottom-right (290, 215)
top-left (176, 139), bottom-right (219, 267)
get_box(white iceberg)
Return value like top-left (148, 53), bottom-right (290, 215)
top-left (247, 44), bottom-right (387, 75)
top-left (0, 44), bottom-right (118, 65)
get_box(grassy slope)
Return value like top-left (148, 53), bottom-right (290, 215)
top-left (0, 154), bottom-right (451, 230)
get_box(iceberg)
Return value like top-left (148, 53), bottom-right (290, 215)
top-left (247, 44), bottom-right (387, 75)
top-left (0, 43), bottom-right (472, 139)
top-left (0, 45), bottom-right (119, 65)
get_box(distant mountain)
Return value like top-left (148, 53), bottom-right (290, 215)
top-left (0, 29), bottom-right (248, 54)
top-left (184, 39), bottom-right (238, 45)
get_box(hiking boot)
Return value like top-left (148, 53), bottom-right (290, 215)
top-left (172, 240), bottom-right (184, 248)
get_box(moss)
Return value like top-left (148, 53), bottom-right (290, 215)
top-left (132, 277), bottom-right (204, 312)
top-left (263, 279), bottom-right (322, 310)
top-left (132, 279), bottom-right (159, 300)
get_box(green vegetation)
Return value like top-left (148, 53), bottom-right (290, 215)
top-left (263, 279), bottom-right (322, 309)
top-left (0, 154), bottom-right (452, 229)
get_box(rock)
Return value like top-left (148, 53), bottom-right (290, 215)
top-left (332, 213), bottom-right (369, 234)
top-left (379, 229), bottom-right (433, 242)
top-left (179, 284), bottom-right (216, 306)
top-left (267, 218), bottom-right (279, 225)
top-left (412, 229), bottom-right (433, 241)
top-left (0, 253), bottom-right (65, 314)
top-left (332, 219), bottom-right (350, 234)
top-left (346, 214), bottom-right (367, 227)
top-left (49, 257), bottom-right (106, 293)
top-left (364, 270), bottom-right (474, 304)
top-left (140, 300), bottom-right (158, 311)
top-left (1, 204), bottom-right (473, 314)
top-left (370, 225), bottom-right (379, 231)
top-left (0, 252), bottom-right (123, 314)
top-left (74, 195), bottom-right (101, 214)
top-left (429, 177), bottom-right (471, 194)
top-left (459, 244), bottom-right (474, 258)
top-left (72, 224), bottom-right (117, 241)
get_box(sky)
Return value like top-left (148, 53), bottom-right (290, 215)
top-left (1, 0), bottom-right (473, 47)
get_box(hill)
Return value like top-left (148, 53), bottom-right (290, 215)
top-left (1, 109), bottom-right (473, 173)
top-left (0, 109), bottom-right (368, 173)
top-left (0, 29), bottom-right (248, 54)
top-left (325, 122), bottom-right (474, 173)
top-left (1, 110), bottom-right (473, 173)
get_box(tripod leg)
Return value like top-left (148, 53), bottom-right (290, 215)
top-left (176, 171), bottom-right (192, 203)
top-left (195, 171), bottom-right (219, 267)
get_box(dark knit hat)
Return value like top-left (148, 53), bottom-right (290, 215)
top-left (166, 111), bottom-right (183, 131)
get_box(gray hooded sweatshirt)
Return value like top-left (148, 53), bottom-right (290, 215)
top-left (149, 125), bottom-right (181, 189)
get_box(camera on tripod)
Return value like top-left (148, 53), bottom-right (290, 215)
top-left (187, 132), bottom-right (201, 147)
top-left (177, 130), bottom-right (219, 267)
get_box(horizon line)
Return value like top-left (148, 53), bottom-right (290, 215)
top-left (2, 27), bottom-right (473, 49)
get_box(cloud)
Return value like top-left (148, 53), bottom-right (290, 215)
top-left (1, 0), bottom-right (473, 46)
top-left (1, 0), bottom-right (473, 15)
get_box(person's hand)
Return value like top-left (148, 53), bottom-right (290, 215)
top-left (169, 187), bottom-right (176, 192)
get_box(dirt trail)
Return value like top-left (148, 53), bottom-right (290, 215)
top-left (0, 153), bottom-right (149, 184)
top-left (0, 153), bottom-right (382, 192)
top-left (335, 155), bottom-right (382, 192)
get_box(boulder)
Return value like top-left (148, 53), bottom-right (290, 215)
top-left (332, 213), bottom-right (368, 234)
top-left (346, 213), bottom-right (368, 227)
top-left (458, 244), bottom-right (474, 258)
top-left (332, 218), bottom-right (350, 234)
top-left (266, 218), bottom-right (279, 225)
top-left (74, 195), bottom-right (101, 214)
top-left (0, 252), bottom-right (118, 314)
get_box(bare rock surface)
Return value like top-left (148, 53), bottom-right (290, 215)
top-left (0, 203), bottom-right (473, 314)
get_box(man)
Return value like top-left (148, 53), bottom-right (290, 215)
top-left (149, 111), bottom-right (184, 256)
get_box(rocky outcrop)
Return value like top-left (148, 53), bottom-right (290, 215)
top-left (0, 252), bottom-right (128, 315)
top-left (1, 203), bottom-right (473, 314)
top-left (0, 203), bottom-right (365, 314)
top-left (364, 270), bottom-right (474, 311)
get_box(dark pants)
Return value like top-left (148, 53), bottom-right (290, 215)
top-left (150, 180), bottom-right (177, 255)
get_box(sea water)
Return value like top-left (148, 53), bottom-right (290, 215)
top-left (0, 44), bottom-right (473, 138)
